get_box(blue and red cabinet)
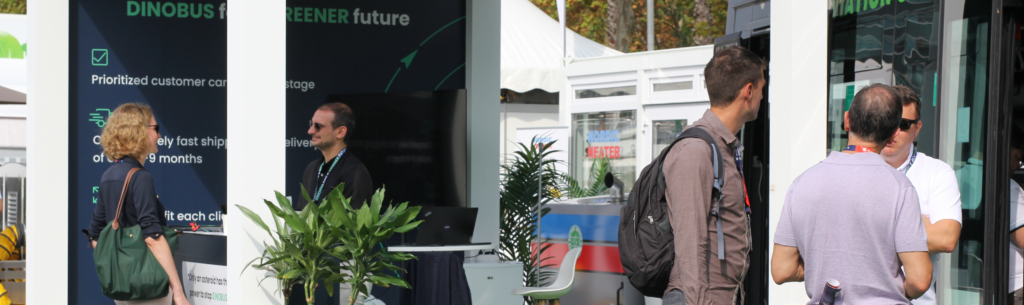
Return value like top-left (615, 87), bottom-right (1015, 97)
top-left (536, 203), bottom-right (627, 304)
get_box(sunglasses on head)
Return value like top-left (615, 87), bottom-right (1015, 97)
top-left (149, 124), bottom-right (160, 133)
top-left (899, 118), bottom-right (919, 131)
top-left (310, 121), bottom-right (332, 132)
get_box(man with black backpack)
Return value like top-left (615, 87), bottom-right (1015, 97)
top-left (619, 46), bottom-right (764, 305)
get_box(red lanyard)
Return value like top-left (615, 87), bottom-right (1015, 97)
top-left (844, 145), bottom-right (875, 153)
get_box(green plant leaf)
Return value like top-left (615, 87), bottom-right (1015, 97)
top-left (393, 220), bottom-right (422, 233)
top-left (370, 188), bottom-right (384, 220)
top-left (278, 269), bottom-right (303, 279)
top-left (263, 199), bottom-right (287, 218)
top-left (300, 183), bottom-right (313, 204)
top-left (325, 280), bottom-right (334, 296)
top-left (326, 183), bottom-right (348, 209)
top-left (305, 199), bottom-right (321, 225)
top-left (391, 205), bottom-right (420, 228)
top-left (357, 204), bottom-right (372, 229)
top-left (235, 204), bottom-right (272, 236)
top-left (370, 275), bottom-right (410, 288)
top-left (282, 215), bottom-right (307, 233)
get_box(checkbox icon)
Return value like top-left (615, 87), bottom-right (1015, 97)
top-left (91, 49), bottom-right (108, 66)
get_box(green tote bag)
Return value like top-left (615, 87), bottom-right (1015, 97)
top-left (93, 168), bottom-right (179, 301)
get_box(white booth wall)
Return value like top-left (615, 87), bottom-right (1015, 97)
top-left (500, 103), bottom-right (559, 166)
top-left (768, 0), bottom-right (829, 304)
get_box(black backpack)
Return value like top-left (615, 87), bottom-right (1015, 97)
top-left (618, 126), bottom-right (725, 297)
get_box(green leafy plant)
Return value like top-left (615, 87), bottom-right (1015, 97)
top-left (237, 185), bottom-right (420, 305)
top-left (329, 187), bottom-right (421, 305)
top-left (499, 137), bottom-right (562, 305)
top-left (562, 157), bottom-right (611, 198)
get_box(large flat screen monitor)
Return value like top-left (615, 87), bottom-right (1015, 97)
top-left (328, 89), bottom-right (467, 208)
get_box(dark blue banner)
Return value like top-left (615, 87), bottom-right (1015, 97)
top-left (69, 0), bottom-right (227, 303)
top-left (284, 0), bottom-right (467, 204)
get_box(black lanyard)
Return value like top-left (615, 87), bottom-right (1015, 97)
top-left (314, 148), bottom-right (346, 201)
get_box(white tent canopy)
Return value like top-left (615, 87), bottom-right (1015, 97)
top-left (501, 0), bottom-right (622, 93)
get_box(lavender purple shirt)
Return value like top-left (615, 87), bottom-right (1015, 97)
top-left (775, 152), bottom-right (929, 305)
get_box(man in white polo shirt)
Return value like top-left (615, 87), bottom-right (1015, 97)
top-left (882, 86), bottom-right (962, 305)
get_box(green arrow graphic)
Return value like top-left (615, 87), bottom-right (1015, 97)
top-left (385, 16), bottom-right (465, 93)
top-left (385, 68), bottom-right (402, 93)
top-left (92, 197), bottom-right (98, 204)
top-left (400, 50), bottom-right (417, 69)
top-left (92, 186), bottom-right (99, 193)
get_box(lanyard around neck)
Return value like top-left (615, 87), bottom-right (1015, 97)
top-left (844, 145), bottom-right (875, 153)
top-left (314, 148), bottom-right (346, 202)
top-left (902, 146), bottom-right (918, 174)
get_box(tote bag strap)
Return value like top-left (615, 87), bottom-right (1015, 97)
top-left (111, 168), bottom-right (141, 230)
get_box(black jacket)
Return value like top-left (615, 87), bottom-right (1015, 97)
top-left (296, 151), bottom-right (373, 211)
top-left (89, 157), bottom-right (167, 240)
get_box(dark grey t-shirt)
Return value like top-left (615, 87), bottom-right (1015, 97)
top-left (775, 152), bottom-right (929, 305)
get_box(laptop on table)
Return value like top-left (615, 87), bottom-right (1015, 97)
top-left (404, 206), bottom-right (489, 247)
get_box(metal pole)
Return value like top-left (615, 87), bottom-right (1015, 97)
top-left (2, 174), bottom-right (6, 228)
top-left (647, 0), bottom-right (655, 51)
top-left (535, 168), bottom-right (542, 283)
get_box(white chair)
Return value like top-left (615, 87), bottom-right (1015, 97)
top-left (511, 247), bottom-right (583, 305)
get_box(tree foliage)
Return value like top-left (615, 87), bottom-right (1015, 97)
top-left (529, 0), bottom-right (729, 51)
top-left (0, 0), bottom-right (25, 14)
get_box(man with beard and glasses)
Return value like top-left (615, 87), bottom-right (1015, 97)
top-left (292, 102), bottom-right (374, 305)
top-left (296, 102), bottom-right (373, 211)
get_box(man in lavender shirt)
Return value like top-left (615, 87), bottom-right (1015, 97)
top-left (770, 84), bottom-right (933, 304)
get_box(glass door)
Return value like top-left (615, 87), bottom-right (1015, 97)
top-left (570, 110), bottom-right (638, 192)
top-left (935, 0), bottom-right (1018, 303)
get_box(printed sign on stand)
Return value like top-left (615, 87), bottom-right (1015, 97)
top-left (516, 126), bottom-right (569, 175)
top-left (182, 261), bottom-right (228, 305)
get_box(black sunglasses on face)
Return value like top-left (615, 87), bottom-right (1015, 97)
top-left (310, 121), bottom-right (331, 132)
top-left (899, 119), bottom-right (919, 131)
top-left (149, 124), bottom-right (160, 133)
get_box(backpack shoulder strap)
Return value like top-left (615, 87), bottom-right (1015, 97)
top-left (658, 126), bottom-right (727, 260)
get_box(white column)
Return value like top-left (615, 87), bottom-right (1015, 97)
top-left (26, 0), bottom-right (69, 303)
top-left (768, 0), bottom-right (828, 304)
top-left (225, 1), bottom-right (286, 304)
top-left (467, 0), bottom-right (501, 246)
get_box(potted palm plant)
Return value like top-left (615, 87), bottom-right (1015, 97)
top-left (499, 137), bottom-right (563, 305)
top-left (237, 185), bottom-right (420, 305)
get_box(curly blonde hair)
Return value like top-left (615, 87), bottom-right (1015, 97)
top-left (100, 103), bottom-right (153, 161)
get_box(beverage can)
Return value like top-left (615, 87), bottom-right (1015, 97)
top-left (819, 279), bottom-right (841, 305)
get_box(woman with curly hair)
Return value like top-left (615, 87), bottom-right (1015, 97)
top-left (86, 103), bottom-right (190, 305)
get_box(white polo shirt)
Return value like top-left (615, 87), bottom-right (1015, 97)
top-left (898, 145), bottom-right (963, 305)
top-left (1010, 181), bottom-right (1024, 293)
